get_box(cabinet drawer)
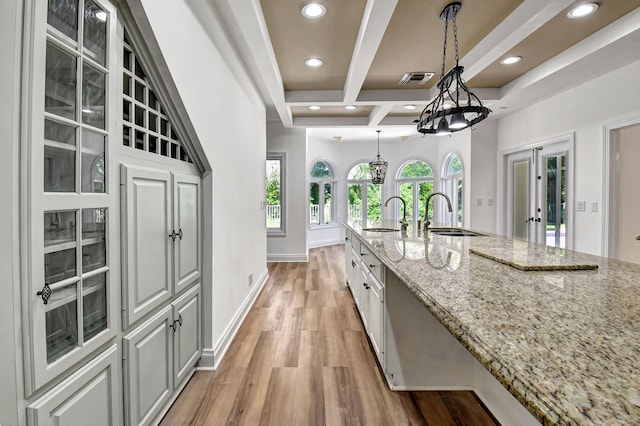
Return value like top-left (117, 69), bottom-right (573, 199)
top-left (27, 344), bottom-right (121, 426)
top-left (359, 244), bottom-right (384, 283)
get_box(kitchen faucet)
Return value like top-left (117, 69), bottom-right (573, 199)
top-left (422, 192), bottom-right (453, 234)
top-left (384, 196), bottom-right (408, 231)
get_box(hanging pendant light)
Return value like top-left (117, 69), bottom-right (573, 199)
top-left (369, 130), bottom-right (388, 184)
top-left (416, 2), bottom-right (490, 135)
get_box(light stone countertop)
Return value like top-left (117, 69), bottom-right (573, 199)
top-left (345, 221), bottom-right (640, 425)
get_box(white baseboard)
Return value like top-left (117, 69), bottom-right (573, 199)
top-left (307, 239), bottom-right (345, 249)
top-left (267, 253), bottom-right (308, 262)
top-left (203, 267), bottom-right (269, 370)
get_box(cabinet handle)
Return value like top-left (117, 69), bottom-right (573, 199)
top-left (360, 252), bottom-right (366, 256)
top-left (177, 314), bottom-right (183, 326)
top-left (178, 228), bottom-right (183, 240)
top-left (169, 229), bottom-right (184, 242)
top-left (345, 236), bottom-right (349, 241)
top-left (351, 260), bottom-right (356, 268)
top-left (369, 264), bottom-right (376, 268)
top-left (36, 282), bottom-right (52, 305)
top-left (363, 283), bottom-right (370, 290)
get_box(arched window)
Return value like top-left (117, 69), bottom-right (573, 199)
top-left (309, 161), bottom-right (335, 225)
top-left (441, 153), bottom-right (464, 227)
top-left (395, 160), bottom-right (434, 225)
top-left (347, 163), bottom-right (382, 227)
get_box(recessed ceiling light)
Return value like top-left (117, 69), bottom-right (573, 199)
top-left (404, 104), bottom-right (416, 110)
top-left (344, 105), bottom-right (357, 110)
top-left (500, 56), bottom-right (522, 65)
top-left (301, 3), bottom-right (326, 19)
top-left (308, 105), bottom-right (320, 110)
top-left (567, 2), bottom-right (599, 18)
top-left (304, 57), bottom-right (323, 68)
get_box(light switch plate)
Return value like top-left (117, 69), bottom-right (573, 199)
top-left (477, 198), bottom-right (483, 206)
top-left (591, 202), bottom-right (598, 212)
top-left (576, 201), bottom-right (586, 212)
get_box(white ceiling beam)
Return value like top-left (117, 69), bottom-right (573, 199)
top-left (343, 0), bottom-right (399, 104)
top-left (357, 89), bottom-right (434, 103)
top-left (293, 116), bottom-right (371, 127)
top-left (285, 90), bottom-right (345, 104)
top-left (213, 0), bottom-right (292, 126)
top-left (460, 0), bottom-right (574, 80)
top-left (368, 104), bottom-right (395, 126)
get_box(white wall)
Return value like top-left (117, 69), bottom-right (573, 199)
top-left (0, 1), bottom-right (24, 423)
top-left (497, 60), bottom-right (640, 255)
top-left (469, 121), bottom-right (498, 233)
top-left (266, 122), bottom-right (308, 261)
top-left (139, 0), bottom-right (268, 365)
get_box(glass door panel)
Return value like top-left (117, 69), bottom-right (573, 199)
top-left (47, 0), bottom-right (79, 41)
top-left (82, 208), bottom-right (106, 271)
top-left (46, 284), bottom-right (79, 363)
top-left (323, 183), bottom-right (332, 224)
top-left (309, 182), bottom-right (320, 225)
top-left (82, 63), bottom-right (106, 129)
top-left (83, 1), bottom-right (107, 65)
top-left (544, 155), bottom-right (567, 249)
top-left (512, 159), bottom-right (530, 241)
top-left (399, 182), bottom-right (414, 224)
top-left (81, 129), bottom-right (105, 193)
top-left (418, 181), bottom-right (434, 224)
top-left (82, 273), bottom-right (107, 342)
top-left (366, 184), bottom-right (381, 228)
top-left (347, 183), bottom-right (362, 224)
top-left (45, 42), bottom-right (77, 120)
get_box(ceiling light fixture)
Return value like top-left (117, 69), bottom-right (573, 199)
top-left (309, 105), bottom-right (321, 110)
top-left (344, 105), bottom-right (357, 110)
top-left (301, 2), bottom-right (326, 19)
top-left (567, 2), bottom-right (599, 18)
top-left (500, 56), bottom-right (522, 65)
top-left (416, 2), bottom-right (490, 135)
top-left (304, 57), bottom-right (323, 67)
top-left (369, 130), bottom-right (388, 184)
top-left (404, 104), bottom-right (416, 110)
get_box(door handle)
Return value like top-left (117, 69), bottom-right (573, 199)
top-left (525, 217), bottom-right (534, 223)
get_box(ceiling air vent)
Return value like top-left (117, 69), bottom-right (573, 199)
top-left (399, 72), bottom-right (434, 85)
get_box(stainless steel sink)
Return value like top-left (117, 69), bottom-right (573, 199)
top-left (429, 228), bottom-right (484, 237)
top-left (362, 227), bottom-right (399, 232)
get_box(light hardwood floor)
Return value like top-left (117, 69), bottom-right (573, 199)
top-left (160, 245), bottom-right (498, 425)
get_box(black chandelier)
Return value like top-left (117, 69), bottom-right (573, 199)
top-left (416, 2), bottom-right (490, 135)
top-left (369, 130), bottom-right (388, 184)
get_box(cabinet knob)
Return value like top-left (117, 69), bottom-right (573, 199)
top-left (369, 264), bottom-right (376, 268)
top-left (36, 282), bottom-right (52, 305)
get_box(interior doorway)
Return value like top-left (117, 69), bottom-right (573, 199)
top-left (605, 121), bottom-right (640, 264)
top-left (504, 136), bottom-right (574, 249)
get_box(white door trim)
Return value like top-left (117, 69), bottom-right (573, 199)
top-left (602, 115), bottom-right (640, 258)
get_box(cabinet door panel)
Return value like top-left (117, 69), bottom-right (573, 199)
top-left (368, 273), bottom-right (384, 366)
top-left (123, 305), bottom-right (173, 426)
top-left (173, 284), bottom-right (201, 388)
top-left (173, 173), bottom-right (201, 293)
top-left (27, 345), bottom-right (120, 426)
top-left (122, 165), bottom-right (172, 327)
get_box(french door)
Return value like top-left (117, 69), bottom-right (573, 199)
top-left (505, 139), bottom-right (573, 249)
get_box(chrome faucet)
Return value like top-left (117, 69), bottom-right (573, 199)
top-left (423, 192), bottom-right (453, 234)
top-left (384, 196), bottom-right (408, 231)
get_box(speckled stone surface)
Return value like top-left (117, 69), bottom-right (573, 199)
top-left (346, 222), bottom-right (640, 425)
top-left (469, 240), bottom-right (599, 270)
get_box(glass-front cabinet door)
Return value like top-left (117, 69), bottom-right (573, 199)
top-left (25, 0), bottom-right (118, 394)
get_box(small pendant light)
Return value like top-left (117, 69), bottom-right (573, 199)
top-left (369, 130), bottom-right (388, 184)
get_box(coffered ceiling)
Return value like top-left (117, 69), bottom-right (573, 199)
top-left (211, 0), bottom-right (640, 137)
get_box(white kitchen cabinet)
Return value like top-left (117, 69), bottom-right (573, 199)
top-left (123, 283), bottom-right (201, 426)
top-left (173, 173), bottom-right (201, 294)
top-left (121, 165), bottom-right (173, 327)
top-left (27, 344), bottom-right (121, 426)
top-left (365, 269), bottom-right (384, 365)
top-left (121, 165), bottom-right (202, 328)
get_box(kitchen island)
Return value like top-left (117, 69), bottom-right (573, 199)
top-left (345, 222), bottom-right (640, 425)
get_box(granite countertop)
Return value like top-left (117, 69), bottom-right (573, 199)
top-left (345, 221), bottom-right (640, 425)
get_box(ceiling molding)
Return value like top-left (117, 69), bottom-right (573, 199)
top-left (368, 104), bottom-right (395, 126)
top-left (293, 116), bottom-right (370, 127)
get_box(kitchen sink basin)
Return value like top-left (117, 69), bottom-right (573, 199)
top-left (429, 228), bottom-right (484, 237)
top-left (362, 227), bottom-right (399, 232)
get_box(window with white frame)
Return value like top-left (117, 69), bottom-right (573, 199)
top-left (266, 153), bottom-right (285, 234)
top-left (347, 163), bottom-right (382, 227)
top-left (441, 153), bottom-right (464, 227)
top-left (395, 160), bottom-right (434, 225)
top-left (309, 161), bottom-right (335, 226)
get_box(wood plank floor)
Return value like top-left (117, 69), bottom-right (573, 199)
top-left (160, 245), bottom-right (498, 425)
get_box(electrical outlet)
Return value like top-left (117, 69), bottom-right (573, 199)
top-left (487, 198), bottom-right (494, 206)
top-left (591, 202), bottom-right (598, 212)
top-left (248, 273), bottom-right (253, 286)
top-left (477, 198), bottom-right (483, 206)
